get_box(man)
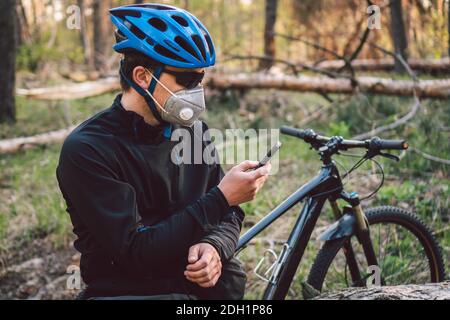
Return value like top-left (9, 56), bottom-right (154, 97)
top-left (56, 3), bottom-right (270, 300)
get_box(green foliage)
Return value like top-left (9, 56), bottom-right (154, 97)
top-left (376, 179), bottom-right (449, 220)
top-left (0, 94), bottom-right (116, 140)
top-left (0, 145), bottom-right (71, 248)
top-left (333, 94), bottom-right (450, 177)
top-left (0, 212), bottom-right (7, 241)
top-left (327, 121), bottom-right (350, 137)
top-left (16, 18), bottom-right (86, 72)
top-left (17, 42), bottom-right (60, 72)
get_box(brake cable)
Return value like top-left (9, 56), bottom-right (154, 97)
top-left (333, 157), bottom-right (351, 187)
top-left (359, 157), bottom-right (385, 201)
top-left (339, 152), bottom-right (386, 201)
top-left (308, 152), bottom-right (368, 198)
top-left (308, 142), bottom-right (388, 199)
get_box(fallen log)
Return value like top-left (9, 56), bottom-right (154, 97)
top-left (207, 74), bottom-right (450, 99)
top-left (0, 125), bottom-right (76, 154)
top-left (16, 77), bottom-right (120, 100)
top-left (16, 74), bottom-right (450, 100)
top-left (314, 58), bottom-right (450, 74)
top-left (314, 281), bottom-right (450, 300)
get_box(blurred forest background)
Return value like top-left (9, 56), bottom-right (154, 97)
top-left (0, 0), bottom-right (449, 299)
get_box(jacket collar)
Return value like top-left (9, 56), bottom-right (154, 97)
top-left (111, 94), bottom-right (166, 143)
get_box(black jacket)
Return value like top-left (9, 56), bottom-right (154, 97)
top-left (56, 95), bottom-right (246, 299)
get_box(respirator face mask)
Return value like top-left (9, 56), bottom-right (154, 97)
top-left (144, 69), bottom-right (206, 127)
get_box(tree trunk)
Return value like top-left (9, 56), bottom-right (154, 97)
top-left (448, 0), bottom-right (450, 57)
top-left (260, 0), bottom-right (278, 70)
top-left (314, 282), bottom-right (450, 300)
top-left (92, 0), bottom-right (111, 74)
top-left (389, 0), bottom-right (408, 72)
top-left (77, 0), bottom-right (95, 71)
top-left (15, 0), bottom-right (31, 46)
top-left (0, 0), bottom-right (17, 123)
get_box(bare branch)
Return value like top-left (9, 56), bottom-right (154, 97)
top-left (352, 43), bottom-right (422, 140)
top-left (313, 58), bottom-right (450, 74)
top-left (369, 42), bottom-right (418, 81)
top-left (223, 55), bottom-right (351, 79)
top-left (341, 0), bottom-right (373, 70)
top-left (272, 32), bottom-right (358, 85)
top-left (410, 148), bottom-right (450, 166)
top-left (273, 32), bottom-right (345, 61)
top-left (223, 55), bottom-right (300, 75)
top-left (352, 97), bottom-right (420, 140)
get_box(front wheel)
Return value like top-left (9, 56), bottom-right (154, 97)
top-left (307, 206), bottom-right (446, 293)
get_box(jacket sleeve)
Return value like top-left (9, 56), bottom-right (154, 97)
top-left (199, 164), bottom-right (245, 262)
top-left (56, 136), bottom-right (231, 273)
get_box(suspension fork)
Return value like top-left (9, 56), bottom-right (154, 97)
top-left (345, 193), bottom-right (380, 277)
top-left (329, 199), bottom-right (363, 286)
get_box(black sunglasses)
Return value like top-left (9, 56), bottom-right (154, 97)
top-left (162, 69), bottom-right (205, 89)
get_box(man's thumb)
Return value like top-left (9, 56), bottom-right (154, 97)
top-left (188, 245), bottom-right (200, 263)
top-left (237, 160), bottom-right (259, 172)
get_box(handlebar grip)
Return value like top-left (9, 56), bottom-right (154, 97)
top-left (280, 126), bottom-right (306, 139)
top-left (370, 137), bottom-right (409, 150)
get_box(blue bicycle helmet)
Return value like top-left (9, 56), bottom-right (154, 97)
top-left (110, 3), bottom-right (216, 69)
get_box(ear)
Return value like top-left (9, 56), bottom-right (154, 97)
top-left (132, 66), bottom-right (152, 90)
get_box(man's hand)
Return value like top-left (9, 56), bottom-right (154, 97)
top-left (185, 243), bottom-right (222, 288)
top-left (218, 160), bottom-right (271, 206)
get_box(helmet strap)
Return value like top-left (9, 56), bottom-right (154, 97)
top-left (119, 60), bottom-right (173, 139)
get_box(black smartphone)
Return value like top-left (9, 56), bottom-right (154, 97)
top-left (254, 141), bottom-right (282, 169)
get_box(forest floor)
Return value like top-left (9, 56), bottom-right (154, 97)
top-left (0, 88), bottom-right (448, 299)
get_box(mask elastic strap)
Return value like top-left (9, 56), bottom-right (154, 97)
top-left (145, 68), bottom-right (205, 110)
top-left (142, 69), bottom-right (174, 139)
top-left (119, 60), bottom-right (165, 124)
top-left (143, 87), bottom-right (168, 114)
top-left (146, 68), bottom-right (178, 96)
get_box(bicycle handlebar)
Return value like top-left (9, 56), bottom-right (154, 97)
top-left (280, 126), bottom-right (408, 151)
top-left (368, 137), bottom-right (408, 151)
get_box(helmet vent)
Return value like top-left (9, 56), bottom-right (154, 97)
top-left (139, 4), bottom-right (173, 11)
top-left (163, 40), bottom-right (180, 52)
top-left (191, 35), bottom-right (206, 60)
top-left (155, 45), bottom-right (187, 63)
top-left (128, 22), bottom-right (146, 40)
top-left (114, 10), bottom-right (141, 19)
top-left (204, 34), bottom-right (215, 56)
top-left (148, 18), bottom-right (168, 32)
top-left (194, 20), bottom-right (203, 29)
top-left (115, 29), bottom-right (127, 43)
top-left (175, 36), bottom-right (200, 60)
top-left (171, 15), bottom-right (189, 27)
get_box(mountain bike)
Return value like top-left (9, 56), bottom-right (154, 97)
top-left (235, 126), bottom-right (446, 300)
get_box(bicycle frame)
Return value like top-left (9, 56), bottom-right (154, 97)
top-left (236, 162), bottom-right (345, 300)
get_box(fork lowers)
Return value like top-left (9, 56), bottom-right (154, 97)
top-left (348, 193), bottom-right (380, 273)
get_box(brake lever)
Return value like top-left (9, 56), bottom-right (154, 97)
top-left (380, 152), bottom-right (400, 162)
top-left (365, 149), bottom-right (400, 162)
